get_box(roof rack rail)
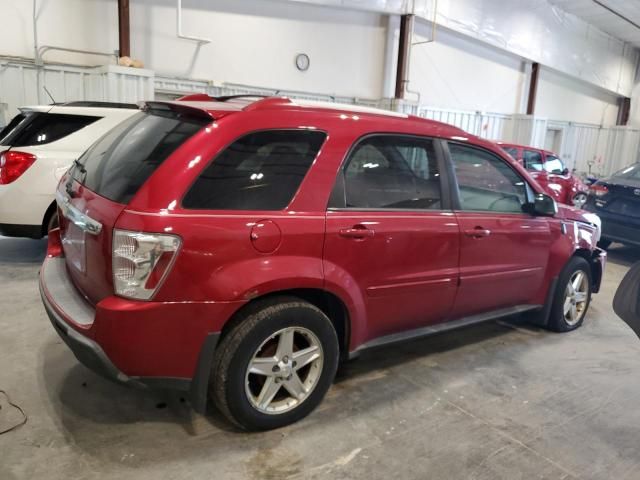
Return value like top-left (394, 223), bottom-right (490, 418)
top-left (176, 93), bottom-right (270, 103)
top-left (62, 101), bottom-right (139, 109)
top-left (243, 97), bottom-right (293, 111)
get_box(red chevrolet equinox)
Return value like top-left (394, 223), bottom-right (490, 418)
top-left (40, 96), bottom-right (606, 430)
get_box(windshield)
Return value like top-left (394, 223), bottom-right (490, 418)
top-left (544, 156), bottom-right (566, 174)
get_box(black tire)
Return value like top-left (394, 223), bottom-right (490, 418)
top-left (546, 256), bottom-right (592, 332)
top-left (46, 211), bottom-right (59, 233)
top-left (210, 296), bottom-right (339, 431)
top-left (597, 238), bottom-right (612, 250)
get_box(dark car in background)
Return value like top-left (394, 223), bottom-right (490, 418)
top-left (585, 163), bottom-right (640, 249)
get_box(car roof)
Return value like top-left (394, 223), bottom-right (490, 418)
top-left (157, 94), bottom-right (473, 139)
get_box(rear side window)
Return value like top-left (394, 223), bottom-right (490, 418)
top-left (522, 150), bottom-right (543, 171)
top-left (502, 146), bottom-right (518, 158)
top-left (332, 135), bottom-right (442, 210)
top-left (183, 130), bottom-right (326, 211)
top-left (0, 112), bottom-right (99, 147)
top-left (76, 111), bottom-right (207, 204)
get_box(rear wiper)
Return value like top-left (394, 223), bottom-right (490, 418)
top-left (72, 159), bottom-right (86, 174)
top-left (65, 159), bottom-right (86, 198)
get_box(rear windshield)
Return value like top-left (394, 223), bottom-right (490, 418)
top-left (612, 163), bottom-right (640, 180)
top-left (183, 130), bottom-right (327, 211)
top-left (0, 112), bottom-right (99, 147)
top-left (0, 113), bottom-right (27, 143)
top-left (74, 111), bottom-right (208, 204)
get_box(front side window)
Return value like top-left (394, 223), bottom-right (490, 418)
top-left (335, 135), bottom-right (442, 210)
top-left (183, 130), bottom-right (326, 211)
top-left (522, 150), bottom-right (544, 171)
top-left (544, 155), bottom-right (566, 174)
top-left (449, 143), bottom-right (527, 214)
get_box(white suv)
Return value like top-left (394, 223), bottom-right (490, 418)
top-left (0, 102), bottom-right (139, 238)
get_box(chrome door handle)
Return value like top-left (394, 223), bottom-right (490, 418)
top-left (464, 227), bottom-right (491, 238)
top-left (339, 227), bottom-right (375, 239)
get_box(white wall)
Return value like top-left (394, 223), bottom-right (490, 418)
top-left (409, 23), bottom-right (527, 114)
top-left (0, 0), bottom-right (635, 126)
top-left (0, 0), bottom-right (386, 99)
top-left (536, 68), bottom-right (620, 125)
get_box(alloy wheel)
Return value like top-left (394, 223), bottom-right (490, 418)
top-left (563, 270), bottom-right (589, 326)
top-left (572, 193), bottom-right (588, 208)
top-left (245, 327), bottom-right (324, 415)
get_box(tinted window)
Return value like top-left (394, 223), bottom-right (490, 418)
top-left (523, 150), bottom-right (544, 171)
top-left (335, 135), bottom-right (441, 210)
top-left (76, 111), bottom-right (207, 204)
top-left (1, 112), bottom-right (99, 147)
top-left (544, 155), bottom-right (565, 174)
top-left (183, 130), bottom-right (326, 211)
top-left (449, 143), bottom-right (527, 213)
top-left (0, 113), bottom-right (27, 143)
top-left (502, 146), bottom-right (518, 158)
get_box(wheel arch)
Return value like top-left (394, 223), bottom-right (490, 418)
top-left (220, 288), bottom-right (352, 360)
top-left (573, 248), bottom-right (602, 293)
top-left (42, 200), bottom-right (58, 237)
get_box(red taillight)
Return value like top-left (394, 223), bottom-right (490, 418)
top-left (0, 151), bottom-right (36, 184)
top-left (589, 184), bottom-right (609, 197)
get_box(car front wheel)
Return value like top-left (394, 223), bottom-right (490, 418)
top-left (547, 256), bottom-right (592, 332)
top-left (210, 297), bottom-right (339, 430)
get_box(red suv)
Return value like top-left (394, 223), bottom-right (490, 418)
top-left (40, 96), bottom-right (605, 430)
top-left (499, 143), bottom-right (589, 208)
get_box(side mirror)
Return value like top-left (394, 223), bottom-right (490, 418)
top-left (531, 193), bottom-right (557, 216)
top-left (613, 262), bottom-right (640, 339)
top-left (562, 167), bottom-right (570, 176)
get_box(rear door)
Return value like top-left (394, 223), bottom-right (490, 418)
top-left (446, 142), bottom-right (552, 318)
top-left (323, 134), bottom-right (459, 344)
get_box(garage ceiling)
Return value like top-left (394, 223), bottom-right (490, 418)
top-left (549, 0), bottom-right (640, 47)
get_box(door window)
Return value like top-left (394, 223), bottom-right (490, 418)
top-left (336, 135), bottom-right (442, 210)
top-left (544, 155), bottom-right (565, 174)
top-left (522, 150), bottom-right (544, 171)
top-left (183, 129), bottom-right (326, 210)
top-left (449, 143), bottom-right (528, 214)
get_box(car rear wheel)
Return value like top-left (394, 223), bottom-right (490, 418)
top-left (547, 257), bottom-right (592, 332)
top-left (572, 192), bottom-right (588, 208)
top-left (46, 211), bottom-right (59, 234)
top-left (210, 297), bottom-right (339, 430)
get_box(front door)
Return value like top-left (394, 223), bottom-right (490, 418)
top-left (447, 142), bottom-right (552, 318)
top-left (323, 135), bottom-right (460, 346)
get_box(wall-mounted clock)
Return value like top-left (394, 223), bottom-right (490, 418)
top-left (295, 53), bottom-right (310, 72)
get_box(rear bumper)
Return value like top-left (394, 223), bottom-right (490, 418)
top-left (39, 253), bottom-right (238, 412)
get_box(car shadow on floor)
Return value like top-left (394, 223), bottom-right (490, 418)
top-left (0, 236), bottom-right (46, 263)
top-left (605, 243), bottom-right (640, 267)
top-left (38, 315), bottom-right (539, 468)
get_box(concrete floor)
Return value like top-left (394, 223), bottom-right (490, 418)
top-left (2, 237), bottom-right (640, 480)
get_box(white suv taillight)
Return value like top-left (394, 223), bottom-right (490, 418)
top-left (112, 229), bottom-right (181, 300)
